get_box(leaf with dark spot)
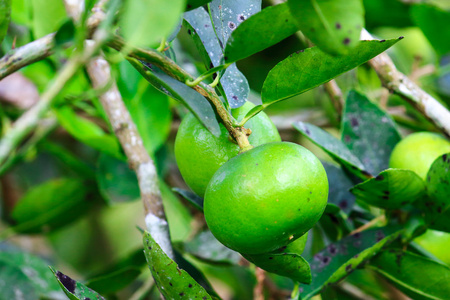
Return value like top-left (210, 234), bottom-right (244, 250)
top-left (350, 169), bottom-right (425, 210)
top-left (341, 91), bottom-right (401, 175)
top-left (50, 267), bottom-right (105, 300)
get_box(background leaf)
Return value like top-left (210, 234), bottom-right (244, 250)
top-left (299, 227), bottom-right (402, 300)
top-left (186, 0), bottom-right (212, 11)
top-left (261, 39), bottom-right (400, 105)
top-left (287, 0), bottom-right (364, 56)
top-left (224, 3), bottom-right (298, 63)
top-left (368, 250), bottom-right (450, 300)
top-left (323, 162), bottom-right (356, 214)
top-left (350, 169), bottom-right (426, 209)
top-left (10, 178), bottom-right (92, 233)
top-left (173, 188), bottom-right (204, 211)
top-left (143, 231), bottom-right (214, 299)
top-left (411, 4), bottom-right (450, 56)
top-left (31, 0), bottom-right (66, 39)
top-left (96, 153), bottom-right (140, 204)
top-left (0, 0), bottom-right (11, 44)
top-left (341, 90), bottom-right (401, 175)
top-left (120, 0), bottom-right (185, 48)
top-left (293, 122), bottom-right (369, 179)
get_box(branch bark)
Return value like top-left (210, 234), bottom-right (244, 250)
top-left (361, 29), bottom-right (450, 137)
top-left (86, 54), bottom-right (173, 258)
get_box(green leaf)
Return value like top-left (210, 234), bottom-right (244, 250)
top-left (299, 227), bottom-right (402, 300)
top-left (55, 106), bottom-right (123, 159)
top-left (363, 0), bottom-right (413, 29)
top-left (10, 178), bottom-right (91, 233)
top-left (224, 3), bottom-right (298, 63)
top-left (31, 0), bottom-right (66, 39)
top-left (180, 230), bottom-right (241, 265)
top-left (54, 18), bottom-right (76, 47)
top-left (184, 7), bottom-right (249, 108)
top-left (293, 122), bottom-right (370, 179)
top-left (323, 162), bottom-right (356, 214)
top-left (0, 0), bottom-right (11, 44)
top-left (120, 0), bottom-right (185, 48)
top-left (411, 4), bottom-right (450, 56)
top-left (129, 59), bottom-right (221, 137)
top-left (96, 153), bottom-right (140, 204)
top-left (0, 250), bottom-right (63, 299)
top-left (417, 153), bottom-right (450, 232)
top-left (173, 188), bottom-right (204, 211)
top-left (368, 250), bottom-right (450, 300)
top-left (186, 0), bottom-right (212, 11)
top-left (350, 169), bottom-right (426, 210)
top-left (143, 231), bottom-right (213, 299)
top-left (86, 248), bottom-right (146, 294)
top-left (287, 0), bottom-right (364, 56)
top-left (261, 39), bottom-right (400, 105)
top-left (341, 90), bottom-right (401, 175)
top-left (50, 267), bottom-right (105, 300)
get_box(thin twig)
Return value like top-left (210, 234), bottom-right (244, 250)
top-left (86, 54), bottom-right (174, 258)
top-left (349, 215), bottom-right (386, 235)
top-left (323, 80), bottom-right (344, 122)
top-left (361, 29), bottom-right (450, 137)
top-left (253, 267), bottom-right (266, 300)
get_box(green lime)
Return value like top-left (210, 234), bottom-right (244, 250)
top-left (175, 102), bottom-right (280, 197)
top-left (389, 132), bottom-right (450, 180)
top-left (204, 142), bottom-right (328, 254)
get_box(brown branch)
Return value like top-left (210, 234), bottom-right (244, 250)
top-left (86, 54), bottom-right (173, 258)
top-left (323, 80), bottom-right (344, 121)
top-left (361, 29), bottom-right (450, 137)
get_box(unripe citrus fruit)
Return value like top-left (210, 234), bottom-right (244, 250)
top-left (389, 132), bottom-right (450, 180)
top-left (204, 142), bottom-right (328, 254)
top-left (175, 102), bottom-right (281, 197)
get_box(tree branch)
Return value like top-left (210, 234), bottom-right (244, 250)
top-left (86, 54), bottom-right (173, 258)
top-left (361, 29), bottom-right (450, 137)
top-left (323, 80), bottom-right (344, 122)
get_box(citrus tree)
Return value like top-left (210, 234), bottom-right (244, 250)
top-left (1, 0), bottom-right (450, 299)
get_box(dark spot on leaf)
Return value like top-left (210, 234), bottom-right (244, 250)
top-left (339, 200), bottom-right (348, 209)
top-left (344, 135), bottom-right (351, 143)
top-left (328, 244), bottom-right (338, 255)
top-left (305, 128), bottom-right (311, 135)
top-left (57, 271), bottom-right (76, 293)
top-left (188, 284), bottom-right (193, 288)
top-left (237, 14), bottom-right (246, 22)
top-left (169, 282), bottom-right (173, 286)
top-left (179, 292), bottom-right (185, 296)
top-left (232, 95), bottom-right (238, 100)
top-left (375, 174), bottom-right (384, 181)
top-left (353, 232), bottom-right (361, 239)
top-left (187, 29), bottom-right (192, 35)
top-left (187, 4), bottom-right (192, 9)
top-left (345, 264), bottom-right (353, 273)
top-left (310, 191), bottom-right (312, 194)
top-left (380, 39), bottom-right (386, 43)
top-left (269, 257), bottom-right (273, 260)
top-left (343, 38), bottom-right (351, 45)
top-left (285, 19), bottom-right (288, 22)
top-left (148, 246), bottom-right (152, 250)
top-left (335, 23), bottom-right (341, 29)
top-left (228, 21), bottom-right (236, 30)
top-left (382, 195), bottom-right (389, 200)
top-left (399, 36), bottom-right (404, 39)
top-left (353, 254), bottom-right (359, 259)
top-left (350, 117), bottom-right (359, 127)
top-left (443, 154), bottom-right (448, 162)
top-left (383, 191), bottom-right (390, 195)
top-left (322, 256), bottom-right (331, 265)
top-left (204, 24), bottom-right (210, 28)
top-left (224, 56), bottom-right (228, 61)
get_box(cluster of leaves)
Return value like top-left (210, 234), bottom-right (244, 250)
top-left (1, 0), bottom-right (450, 299)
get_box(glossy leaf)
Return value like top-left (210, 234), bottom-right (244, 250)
top-left (96, 153), bottom-right (140, 204)
top-left (411, 4), bottom-right (450, 56)
top-left (350, 169), bottom-right (426, 209)
top-left (0, 0), bottom-right (11, 44)
top-left (0, 250), bottom-right (63, 299)
top-left (31, 0), bottom-right (66, 39)
top-left (55, 106), bottom-right (123, 159)
top-left (181, 230), bottom-right (241, 265)
top-left (50, 267), bottom-right (105, 300)
top-left (131, 60), bottom-right (221, 137)
top-left (417, 153), bottom-right (450, 232)
top-left (368, 250), bottom-right (450, 300)
top-left (293, 122), bottom-right (370, 179)
top-left (209, 0), bottom-right (261, 46)
top-left (120, 0), bottom-right (185, 48)
top-left (287, 0), bottom-right (364, 56)
top-left (298, 227), bottom-right (402, 299)
top-left (143, 231), bottom-right (213, 299)
top-left (11, 178), bottom-right (91, 233)
top-left (173, 187), bottom-right (204, 211)
top-left (224, 3), bottom-right (298, 63)
top-left (262, 39), bottom-right (400, 105)
top-left (184, 7), bottom-right (249, 108)
top-left (341, 90), bottom-right (401, 175)
top-left (323, 162), bottom-right (356, 214)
